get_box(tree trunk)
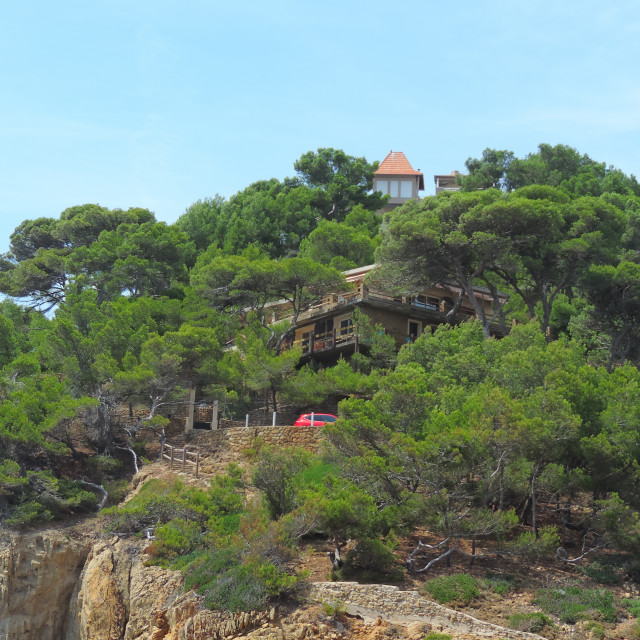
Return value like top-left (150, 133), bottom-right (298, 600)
top-left (531, 472), bottom-right (537, 535)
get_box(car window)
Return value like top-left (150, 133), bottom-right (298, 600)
top-left (321, 415), bottom-right (337, 422)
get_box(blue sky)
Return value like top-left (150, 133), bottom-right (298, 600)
top-left (1, 1), bottom-right (639, 253)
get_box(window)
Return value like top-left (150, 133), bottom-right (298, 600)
top-left (339, 318), bottom-right (353, 336)
top-left (375, 179), bottom-right (414, 198)
top-left (375, 179), bottom-right (388, 194)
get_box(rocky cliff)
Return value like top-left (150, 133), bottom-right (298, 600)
top-left (0, 530), bottom-right (90, 640)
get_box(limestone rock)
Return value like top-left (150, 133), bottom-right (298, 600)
top-left (0, 531), bottom-right (90, 640)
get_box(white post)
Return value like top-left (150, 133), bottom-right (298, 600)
top-left (272, 411), bottom-right (276, 427)
top-left (311, 412), bottom-right (315, 426)
top-left (245, 414), bottom-right (249, 428)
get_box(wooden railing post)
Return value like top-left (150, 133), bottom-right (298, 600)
top-left (170, 446), bottom-right (174, 471)
top-left (182, 447), bottom-right (187, 473)
top-left (210, 400), bottom-right (218, 430)
top-left (195, 452), bottom-right (200, 479)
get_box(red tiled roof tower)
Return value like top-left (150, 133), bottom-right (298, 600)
top-left (375, 151), bottom-right (425, 190)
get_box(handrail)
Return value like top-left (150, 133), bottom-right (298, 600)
top-left (160, 442), bottom-right (201, 478)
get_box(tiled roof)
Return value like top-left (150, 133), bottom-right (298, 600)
top-left (375, 151), bottom-right (425, 191)
top-left (375, 151), bottom-right (423, 176)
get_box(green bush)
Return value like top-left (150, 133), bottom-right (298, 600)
top-left (183, 549), bottom-right (298, 612)
top-left (103, 479), bottom-right (130, 506)
top-left (101, 475), bottom-right (245, 535)
top-left (322, 599), bottom-right (347, 617)
top-left (423, 634), bottom-right (452, 640)
top-left (508, 612), bottom-right (552, 633)
top-left (484, 572), bottom-right (518, 596)
top-left (338, 538), bottom-right (398, 581)
top-left (86, 455), bottom-right (123, 476)
top-left (2, 471), bottom-right (98, 528)
top-left (623, 598), bottom-right (640, 617)
top-left (422, 574), bottom-right (480, 606)
top-left (583, 621), bottom-right (605, 639)
top-left (149, 519), bottom-right (204, 559)
top-left (507, 526), bottom-right (560, 561)
top-left (578, 560), bottom-right (622, 584)
top-left (4, 500), bottom-right (53, 527)
top-left (533, 586), bottom-right (617, 623)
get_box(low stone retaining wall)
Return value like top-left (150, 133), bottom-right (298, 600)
top-left (192, 425), bottom-right (323, 453)
top-left (306, 582), bottom-right (546, 640)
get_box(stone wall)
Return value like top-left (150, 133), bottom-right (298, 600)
top-left (306, 582), bottom-right (547, 640)
top-left (191, 425), bottom-right (323, 453)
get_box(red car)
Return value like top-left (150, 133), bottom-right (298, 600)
top-left (294, 413), bottom-right (338, 427)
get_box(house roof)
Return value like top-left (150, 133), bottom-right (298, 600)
top-left (375, 151), bottom-right (425, 190)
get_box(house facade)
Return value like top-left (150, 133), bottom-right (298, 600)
top-left (279, 265), bottom-right (504, 363)
top-left (434, 171), bottom-right (463, 194)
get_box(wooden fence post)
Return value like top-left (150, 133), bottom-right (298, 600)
top-left (195, 452), bottom-right (200, 479)
top-left (185, 388), bottom-right (196, 433)
top-left (210, 400), bottom-right (219, 430)
top-left (170, 446), bottom-right (174, 471)
top-left (182, 447), bottom-right (187, 472)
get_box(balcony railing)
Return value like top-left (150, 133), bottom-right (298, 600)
top-left (291, 326), bottom-right (356, 356)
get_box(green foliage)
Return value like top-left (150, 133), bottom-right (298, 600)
top-left (101, 475), bottom-right (244, 535)
top-left (507, 612), bottom-right (552, 633)
top-left (298, 219), bottom-right (377, 269)
top-left (176, 196), bottom-right (226, 252)
top-left (484, 572), bottom-right (518, 596)
top-left (86, 455), bottom-right (123, 475)
top-left (294, 148), bottom-right (384, 220)
top-left (421, 574), bottom-right (480, 606)
top-left (251, 446), bottom-right (311, 518)
top-left (423, 634), bottom-right (452, 640)
top-left (533, 586), bottom-right (617, 623)
top-left (183, 549), bottom-right (297, 612)
top-left (321, 599), bottom-right (347, 617)
top-left (623, 598), bottom-right (640, 618)
top-left (2, 471), bottom-right (98, 528)
top-left (506, 527), bottom-right (560, 561)
top-left (103, 479), bottom-right (130, 507)
top-left (578, 560), bottom-right (622, 585)
top-left (338, 537), bottom-right (398, 581)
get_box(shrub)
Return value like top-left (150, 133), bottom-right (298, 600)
top-left (103, 479), bottom-right (130, 506)
top-left (484, 572), bottom-right (518, 596)
top-left (507, 526), bottom-right (560, 561)
top-left (322, 599), bottom-right (347, 617)
top-left (578, 560), bottom-right (622, 584)
top-left (422, 574), bottom-right (480, 606)
top-left (148, 518), bottom-right (204, 559)
top-left (4, 500), bottom-right (53, 527)
top-left (183, 549), bottom-right (298, 612)
top-left (508, 612), bottom-right (552, 633)
top-left (423, 634), bottom-right (452, 640)
top-left (86, 455), bottom-right (123, 476)
top-left (251, 446), bottom-right (310, 519)
top-left (623, 598), bottom-right (640, 618)
top-left (582, 621), bottom-right (605, 639)
top-left (339, 538), bottom-right (398, 581)
top-left (101, 475), bottom-right (245, 535)
top-left (533, 586), bottom-right (617, 623)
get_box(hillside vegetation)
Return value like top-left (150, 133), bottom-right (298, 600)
top-left (2, 144), bottom-right (640, 636)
